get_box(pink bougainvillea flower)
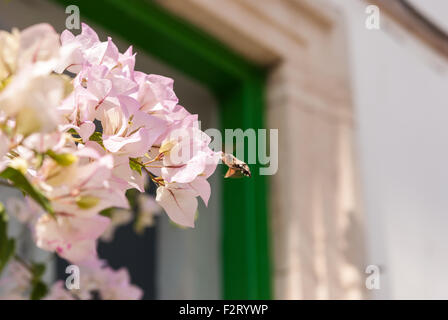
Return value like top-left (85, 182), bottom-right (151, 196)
top-left (188, 176), bottom-right (213, 207)
top-left (153, 142), bottom-right (218, 228)
top-left (22, 131), bottom-right (68, 154)
top-left (156, 183), bottom-right (199, 228)
top-left (46, 261), bottom-right (143, 300)
top-left (36, 146), bottom-right (129, 216)
top-left (0, 63), bottom-right (70, 135)
top-left (77, 121), bottom-right (96, 142)
top-left (116, 46), bottom-right (136, 80)
top-left (75, 260), bottom-right (143, 300)
top-left (0, 28), bottom-right (19, 80)
top-left (107, 154), bottom-right (145, 192)
top-left (84, 141), bottom-right (145, 192)
top-left (6, 196), bottom-right (43, 227)
top-left (0, 22), bottom-right (242, 286)
top-left (35, 213), bottom-right (109, 264)
top-left (17, 23), bottom-right (60, 69)
top-left (159, 126), bottom-right (220, 184)
top-left (100, 95), bottom-right (166, 158)
top-left (59, 23), bottom-right (101, 73)
top-left (0, 23), bottom-right (59, 79)
top-left (95, 265), bottom-right (143, 300)
top-left (44, 281), bottom-right (76, 300)
top-left (134, 73), bottom-right (179, 114)
top-left (0, 260), bottom-right (32, 300)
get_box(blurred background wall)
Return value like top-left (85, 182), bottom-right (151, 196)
top-left (160, 0), bottom-right (448, 299)
top-left (332, 0), bottom-right (448, 299)
top-left (158, 0), bottom-right (365, 299)
top-left (2, 0), bottom-right (448, 300)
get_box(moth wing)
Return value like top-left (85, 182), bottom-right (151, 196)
top-left (224, 168), bottom-right (244, 178)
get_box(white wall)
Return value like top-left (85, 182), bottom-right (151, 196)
top-left (330, 0), bottom-right (448, 299)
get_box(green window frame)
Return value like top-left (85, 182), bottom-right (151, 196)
top-left (54, 0), bottom-right (271, 299)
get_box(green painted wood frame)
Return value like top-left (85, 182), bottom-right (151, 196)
top-left (53, 0), bottom-right (271, 299)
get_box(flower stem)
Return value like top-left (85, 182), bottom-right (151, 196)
top-left (129, 158), bottom-right (162, 187)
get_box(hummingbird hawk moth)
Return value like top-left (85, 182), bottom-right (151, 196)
top-left (221, 153), bottom-right (251, 178)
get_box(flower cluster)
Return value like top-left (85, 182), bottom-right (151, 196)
top-left (0, 23), bottom-right (220, 263)
top-left (0, 23), bottom-right (249, 300)
top-left (47, 260), bottom-right (143, 300)
top-left (0, 259), bottom-right (141, 300)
